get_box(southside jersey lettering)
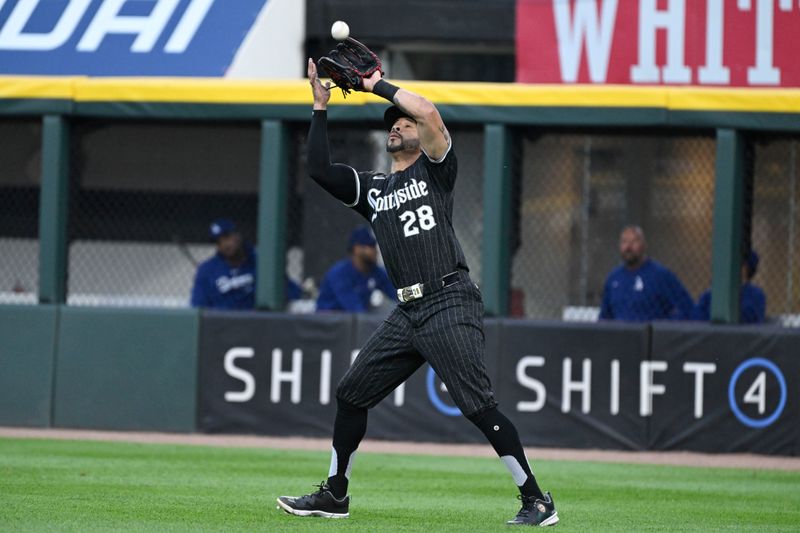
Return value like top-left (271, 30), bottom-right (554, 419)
top-left (344, 144), bottom-right (468, 289)
top-left (368, 178), bottom-right (429, 215)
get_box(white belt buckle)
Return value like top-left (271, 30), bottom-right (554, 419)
top-left (398, 283), bottom-right (423, 302)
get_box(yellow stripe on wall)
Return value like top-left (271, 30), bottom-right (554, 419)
top-left (73, 78), bottom-right (313, 104)
top-left (0, 76), bottom-right (79, 99)
top-left (1, 76), bottom-right (799, 114)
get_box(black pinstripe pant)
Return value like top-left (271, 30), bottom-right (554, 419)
top-left (337, 272), bottom-right (497, 417)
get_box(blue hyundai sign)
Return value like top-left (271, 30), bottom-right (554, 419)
top-left (0, 0), bottom-right (266, 76)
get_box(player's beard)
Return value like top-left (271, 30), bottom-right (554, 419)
top-left (386, 135), bottom-right (420, 153)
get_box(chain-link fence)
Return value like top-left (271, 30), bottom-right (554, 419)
top-left (751, 135), bottom-right (800, 327)
top-left (0, 118), bottom-right (41, 305)
top-left (511, 130), bottom-right (716, 322)
top-left (67, 119), bottom-right (260, 307)
top-left (12, 114), bottom-right (798, 325)
top-left (286, 121), bottom-right (484, 314)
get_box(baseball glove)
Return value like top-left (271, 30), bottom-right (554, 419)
top-left (318, 37), bottom-right (383, 97)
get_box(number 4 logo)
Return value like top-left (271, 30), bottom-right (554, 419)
top-left (399, 205), bottom-right (436, 237)
top-left (743, 371), bottom-right (766, 414)
top-left (728, 358), bottom-right (787, 429)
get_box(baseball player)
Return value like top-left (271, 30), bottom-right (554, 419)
top-left (276, 57), bottom-right (558, 527)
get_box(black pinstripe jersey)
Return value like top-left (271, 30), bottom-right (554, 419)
top-left (344, 145), bottom-right (468, 289)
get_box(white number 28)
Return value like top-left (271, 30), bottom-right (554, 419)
top-left (399, 205), bottom-right (437, 237)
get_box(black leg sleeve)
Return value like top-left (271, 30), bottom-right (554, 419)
top-left (326, 398), bottom-right (368, 498)
top-left (467, 406), bottom-right (545, 499)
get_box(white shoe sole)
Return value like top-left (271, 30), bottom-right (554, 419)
top-left (276, 498), bottom-right (349, 518)
top-left (539, 512), bottom-right (559, 526)
top-left (506, 511), bottom-right (559, 527)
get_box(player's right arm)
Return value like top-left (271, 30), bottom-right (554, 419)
top-left (307, 58), bottom-right (360, 205)
top-left (362, 72), bottom-right (450, 161)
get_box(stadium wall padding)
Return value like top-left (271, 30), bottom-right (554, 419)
top-left (1, 77), bottom-right (800, 130)
top-left (3, 307), bottom-right (798, 454)
top-left (0, 305), bottom-right (59, 427)
top-left (52, 307), bottom-right (199, 432)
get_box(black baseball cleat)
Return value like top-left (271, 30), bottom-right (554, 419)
top-left (507, 491), bottom-right (559, 526)
top-left (276, 482), bottom-right (350, 518)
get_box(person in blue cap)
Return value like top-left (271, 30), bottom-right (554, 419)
top-left (190, 219), bottom-right (302, 310)
top-left (599, 225), bottom-right (694, 321)
top-left (693, 250), bottom-right (766, 324)
top-left (316, 225), bottom-right (396, 312)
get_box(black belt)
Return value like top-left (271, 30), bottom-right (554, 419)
top-left (397, 271), bottom-right (462, 303)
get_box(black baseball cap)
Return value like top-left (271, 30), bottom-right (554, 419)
top-left (383, 106), bottom-right (415, 131)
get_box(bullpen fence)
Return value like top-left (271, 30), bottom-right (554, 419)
top-left (0, 118), bottom-right (42, 305)
top-left (65, 119), bottom-right (261, 308)
top-left (511, 130), bottom-right (716, 320)
top-left (1, 79), bottom-right (799, 326)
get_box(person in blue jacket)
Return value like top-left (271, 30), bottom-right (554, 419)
top-left (190, 219), bottom-right (301, 310)
top-left (316, 225), bottom-right (396, 312)
top-left (693, 250), bottom-right (766, 324)
top-left (599, 225), bottom-right (694, 321)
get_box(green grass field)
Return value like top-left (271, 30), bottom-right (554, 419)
top-left (1, 437), bottom-right (798, 532)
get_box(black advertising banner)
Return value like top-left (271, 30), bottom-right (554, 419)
top-left (496, 320), bottom-right (650, 450)
top-left (198, 310), bottom-right (353, 436)
top-left (197, 312), bottom-right (799, 455)
top-left (352, 315), bottom-right (501, 444)
top-left (649, 323), bottom-right (800, 455)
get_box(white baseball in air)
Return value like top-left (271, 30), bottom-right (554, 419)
top-left (331, 20), bottom-right (350, 41)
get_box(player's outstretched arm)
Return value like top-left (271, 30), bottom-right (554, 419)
top-left (363, 72), bottom-right (450, 161)
top-left (306, 58), bottom-right (360, 205)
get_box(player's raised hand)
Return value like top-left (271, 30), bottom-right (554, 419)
top-left (308, 58), bottom-right (331, 109)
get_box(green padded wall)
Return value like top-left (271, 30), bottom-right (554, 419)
top-left (0, 305), bottom-right (59, 427)
top-left (53, 307), bottom-right (199, 432)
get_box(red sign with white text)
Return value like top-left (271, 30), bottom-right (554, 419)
top-left (516, 0), bottom-right (800, 87)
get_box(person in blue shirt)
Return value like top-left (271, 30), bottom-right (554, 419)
top-left (190, 219), bottom-right (302, 310)
top-left (599, 225), bottom-right (694, 321)
top-left (693, 250), bottom-right (766, 324)
top-left (316, 226), bottom-right (396, 312)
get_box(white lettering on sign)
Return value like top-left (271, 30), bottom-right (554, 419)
top-left (640, 360), bottom-right (668, 416)
top-left (746, 0), bottom-right (782, 84)
top-left (561, 357), bottom-right (592, 413)
top-left (539, 0), bottom-right (800, 86)
top-left (164, 0), bottom-right (213, 53)
top-left (631, 0), bottom-right (691, 83)
top-left (516, 356), bottom-right (547, 412)
top-left (224, 347), bottom-right (255, 402)
top-left (79, 0), bottom-right (179, 53)
top-left (699, 0), bottom-right (729, 84)
top-left (271, 348), bottom-right (302, 404)
top-left (0, 0), bottom-right (215, 53)
top-left (682, 362), bottom-right (717, 418)
top-left (0, 0), bottom-right (90, 51)
top-left (743, 371), bottom-right (767, 414)
top-left (552, 0), bottom-right (618, 83)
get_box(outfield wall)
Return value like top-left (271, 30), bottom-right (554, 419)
top-left (1, 306), bottom-right (796, 455)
